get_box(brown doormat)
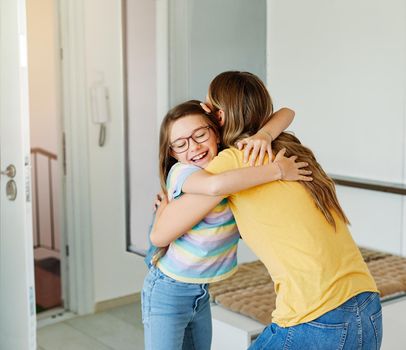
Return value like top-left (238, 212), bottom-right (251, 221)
top-left (209, 247), bottom-right (406, 325)
top-left (35, 257), bottom-right (62, 310)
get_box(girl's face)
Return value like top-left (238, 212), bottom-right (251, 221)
top-left (169, 114), bottom-right (219, 168)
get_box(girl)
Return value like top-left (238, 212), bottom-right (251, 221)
top-left (142, 100), bottom-right (312, 350)
top-left (152, 72), bottom-right (382, 350)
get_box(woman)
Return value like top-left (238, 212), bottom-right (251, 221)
top-left (152, 71), bottom-right (382, 349)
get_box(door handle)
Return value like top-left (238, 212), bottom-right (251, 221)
top-left (1, 165), bottom-right (17, 201)
top-left (0, 164), bottom-right (16, 178)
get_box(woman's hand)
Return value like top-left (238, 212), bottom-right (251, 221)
top-left (150, 192), bottom-right (169, 247)
top-left (273, 148), bottom-right (313, 181)
top-left (153, 191), bottom-right (168, 213)
top-left (236, 130), bottom-right (273, 167)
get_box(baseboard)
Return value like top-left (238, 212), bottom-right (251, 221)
top-left (94, 292), bottom-right (141, 313)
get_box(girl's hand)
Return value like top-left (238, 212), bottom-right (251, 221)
top-left (236, 130), bottom-right (273, 167)
top-left (274, 148), bottom-right (313, 181)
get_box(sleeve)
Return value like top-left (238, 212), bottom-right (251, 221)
top-left (205, 147), bottom-right (243, 174)
top-left (166, 163), bottom-right (202, 200)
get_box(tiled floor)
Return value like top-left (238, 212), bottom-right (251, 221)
top-left (37, 301), bottom-right (144, 350)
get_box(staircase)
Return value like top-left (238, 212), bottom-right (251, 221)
top-left (31, 147), bottom-right (62, 311)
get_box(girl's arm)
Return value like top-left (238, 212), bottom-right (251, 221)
top-left (150, 193), bottom-right (223, 247)
top-left (237, 107), bottom-right (295, 165)
top-left (182, 148), bottom-right (312, 196)
top-left (150, 152), bottom-right (310, 247)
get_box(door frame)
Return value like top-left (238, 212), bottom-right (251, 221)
top-left (27, 0), bottom-right (70, 319)
top-left (156, 0), bottom-right (169, 129)
top-left (57, 0), bottom-right (94, 315)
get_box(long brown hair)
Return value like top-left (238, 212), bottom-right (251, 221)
top-left (208, 71), bottom-right (349, 228)
top-left (159, 100), bottom-right (221, 191)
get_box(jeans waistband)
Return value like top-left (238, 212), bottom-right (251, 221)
top-left (337, 291), bottom-right (379, 311)
top-left (149, 266), bottom-right (209, 289)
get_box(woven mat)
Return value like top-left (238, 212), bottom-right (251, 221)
top-left (209, 247), bottom-right (406, 325)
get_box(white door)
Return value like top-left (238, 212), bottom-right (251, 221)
top-left (0, 0), bottom-right (37, 349)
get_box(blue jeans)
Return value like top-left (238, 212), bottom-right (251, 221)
top-left (249, 292), bottom-right (382, 350)
top-left (141, 266), bottom-right (212, 350)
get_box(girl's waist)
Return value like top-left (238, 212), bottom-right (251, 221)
top-left (147, 265), bottom-right (209, 287)
top-left (156, 260), bottom-right (238, 284)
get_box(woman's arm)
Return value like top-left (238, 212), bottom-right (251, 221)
top-left (150, 193), bottom-right (223, 247)
top-left (260, 107), bottom-right (295, 142)
top-left (182, 148), bottom-right (312, 196)
top-left (237, 107), bottom-right (295, 165)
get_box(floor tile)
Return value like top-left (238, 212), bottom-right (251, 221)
top-left (37, 322), bottom-right (113, 350)
top-left (105, 302), bottom-right (143, 329)
top-left (66, 311), bottom-right (144, 350)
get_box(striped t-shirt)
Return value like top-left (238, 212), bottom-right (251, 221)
top-left (156, 162), bottom-right (239, 283)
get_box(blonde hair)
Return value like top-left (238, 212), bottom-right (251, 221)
top-left (208, 71), bottom-right (273, 147)
top-left (158, 100), bottom-right (221, 191)
top-left (209, 71), bottom-right (349, 228)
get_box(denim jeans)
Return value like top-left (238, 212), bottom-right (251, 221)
top-left (249, 292), bottom-right (382, 350)
top-left (141, 266), bottom-right (212, 350)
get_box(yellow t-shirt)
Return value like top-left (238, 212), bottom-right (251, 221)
top-left (205, 147), bottom-right (378, 327)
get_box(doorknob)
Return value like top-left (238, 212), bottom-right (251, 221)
top-left (0, 164), bottom-right (16, 178)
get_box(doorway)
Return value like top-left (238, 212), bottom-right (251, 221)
top-left (26, 0), bottom-right (67, 316)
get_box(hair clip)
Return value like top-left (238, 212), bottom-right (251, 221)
top-left (200, 102), bottom-right (212, 114)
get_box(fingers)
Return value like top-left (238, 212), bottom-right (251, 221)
top-left (289, 155), bottom-right (298, 162)
top-left (153, 192), bottom-right (166, 211)
top-left (266, 145), bottom-right (272, 164)
top-left (248, 143), bottom-right (261, 166)
top-left (257, 147), bottom-right (267, 166)
top-left (200, 102), bottom-right (212, 114)
top-left (161, 194), bottom-right (169, 205)
top-left (295, 161), bottom-right (309, 169)
top-left (243, 142), bottom-right (254, 163)
top-left (236, 140), bottom-right (246, 150)
top-left (241, 139), bottom-right (273, 165)
top-left (274, 148), bottom-right (286, 161)
top-left (299, 175), bottom-right (313, 181)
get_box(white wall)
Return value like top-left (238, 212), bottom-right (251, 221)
top-left (125, 0), bottom-right (160, 253)
top-left (267, 0), bottom-right (406, 255)
top-left (27, 0), bottom-right (59, 153)
top-left (169, 0), bottom-right (267, 106)
top-left (82, 0), bottom-right (148, 303)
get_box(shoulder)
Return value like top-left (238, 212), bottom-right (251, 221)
top-left (166, 162), bottom-right (201, 200)
top-left (217, 147), bottom-right (242, 158)
top-left (167, 162), bottom-right (196, 179)
top-left (205, 147), bottom-right (244, 174)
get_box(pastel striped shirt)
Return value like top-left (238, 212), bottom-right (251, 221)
top-left (156, 162), bottom-right (239, 283)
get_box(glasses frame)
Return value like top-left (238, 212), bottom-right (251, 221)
top-left (170, 126), bottom-right (212, 154)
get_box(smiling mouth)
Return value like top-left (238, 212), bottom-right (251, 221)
top-left (191, 151), bottom-right (208, 162)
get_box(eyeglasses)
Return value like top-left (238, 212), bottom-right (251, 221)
top-left (170, 126), bottom-right (212, 154)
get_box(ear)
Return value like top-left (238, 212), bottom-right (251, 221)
top-left (216, 109), bottom-right (225, 127)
